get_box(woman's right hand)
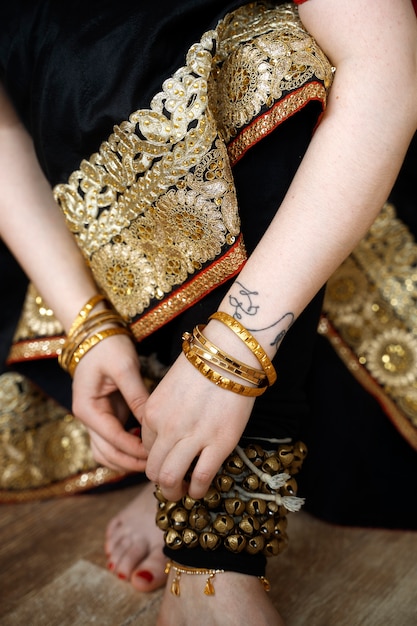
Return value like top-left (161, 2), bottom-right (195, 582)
top-left (71, 332), bottom-right (150, 473)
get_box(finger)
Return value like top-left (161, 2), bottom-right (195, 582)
top-left (89, 429), bottom-right (148, 473)
top-left (146, 438), bottom-right (197, 501)
top-left (187, 445), bottom-right (228, 499)
top-left (115, 365), bottom-right (150, 421)
top-left (79, 402), bottom-right (148, 461)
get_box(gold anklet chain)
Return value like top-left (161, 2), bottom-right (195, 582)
top-left (165, 560), bottom-right (271, 596)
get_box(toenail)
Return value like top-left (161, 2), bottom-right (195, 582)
top-left (107, 562), bottom-right (115, 571)
top-left (136, 570), bottom-right (154, 583)
top-left (118, 572), bottom-right (127, 580)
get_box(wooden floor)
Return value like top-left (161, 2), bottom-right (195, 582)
top-left (1, 480), bottom-right (417, 626)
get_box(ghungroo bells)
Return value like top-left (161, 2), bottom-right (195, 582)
top-left (155, 440), bottom-right (307, 557)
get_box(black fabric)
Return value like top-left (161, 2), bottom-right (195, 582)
top-left (0, 241), bottom-right (28, 373)
top-left (299, 132), bottom-right (417, 530)
top-left (0, 0), bottom-right (286, 185)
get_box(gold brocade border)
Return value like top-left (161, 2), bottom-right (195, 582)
top-left (228, 82), bottom-right (327, 165)
top-left (321, 202), bottom-right (417, 450)
top-left (7, 336), bottom-right (65, 364)
top-left (0, 467), bottom-right (127, 503)
top-left (130, 235), bottom-right (247, 341)
top-left (318, 317), bottom-right (417, 452)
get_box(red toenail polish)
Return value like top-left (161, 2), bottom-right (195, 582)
top-left (107, 562), bottom-right (115, 571)
top-left (136, 570), bottom-right (154, 583)
top-left (118, 572), bottom-right (127, 580)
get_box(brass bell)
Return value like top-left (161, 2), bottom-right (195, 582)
top-left (224, 497), bottom-right (245, 516)
top-left (189, 505), bottom-right (211, 531)
top-left (282, 477), bottom-right (298, 496)
top-left (262, 537), bottom-right (285, 557)
top-left (203, 486), bottom-right (222, 509)
top-left (260, 481), bottom-right (274, 494)
top-left (224, 533), bottom-right (247, 553)
top-left (224, 454), bottom-right (245, 475)
top-left (242, 473), bottom-right (260, 492)
top-left (165, 528), bottom-right (183, 549)
top-left (261, 454), bottom-right (281, 474)
top-left (199, 531), bottom-right (221, 550)
top-left (171, 506), bottom-right (189, 529)
top-left (182, 528), bottom-right (199, 548)
top-left (244, 443), bottom-right (265, 466)
top-left (278, 445), bottom-right (295, 467)
top-left (154, 485), bottom-right (167, 503)
top-left (294, 440), bottom-right (308, 459)
top-left (212, 514), bottom-right (235, 536)
top-left (246, 535), bottom-right (265, 555)
top-left (214, 473), bottom-right (235, 492)
top-left (239, 515), bottom-right (260, 536)
top-left (163, 500), bottom-right (180, 515)
top-left (260, 518), bottom-right (275, 537)
top-left (155, 511), bottom-right (170, 530)
top-left (245, 497), bottom-right (267, 516)
top-left (182, 494), bottom-right (199, 510)
top-left (266, 501), bottom-right (280, 516)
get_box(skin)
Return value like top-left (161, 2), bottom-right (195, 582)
top-left (1, 0), bottom-right (417, 622)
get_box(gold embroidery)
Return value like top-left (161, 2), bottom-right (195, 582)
top-left (7, 337), bottom-right (66, 363)
top-left (228, 82), bottom-right (327, 165)
top-left (131, 237), bottom-right (247, 341)
top-left (12, 283), bottom-right (64, 340)
top-left (209, 2), bottom-right (333, 147)
top-left (321, 202), bottom-right (417, 447)
top-left (53, 33), bottom-right (240, 323)
top-left (0, 372), bottom-right (97, 492)
top-left (7, 284), bottom-right (65, 363)
top-left (53, 3), bottom-right (333, 329)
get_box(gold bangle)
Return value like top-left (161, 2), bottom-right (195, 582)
top-left (191, 325), bottom-right (267, 386)
top-left (67, 326), bottom-right (132, 377)
top-left (208, 312), bottom-right (277, 386)
top-left (182, 336), bottom-right (267, 397)
top-left (67, 294), bottom-right (107, 337)
top-left (59, 311), bottom-right (127, 371)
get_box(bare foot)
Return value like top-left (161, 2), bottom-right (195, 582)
top-left (105, 480), bottom-right (167, 592)
top-left (157, 567), bottom-right (285, 626)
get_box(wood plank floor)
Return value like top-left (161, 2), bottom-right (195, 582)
top-left (1, 480), bottom-right (417, 625)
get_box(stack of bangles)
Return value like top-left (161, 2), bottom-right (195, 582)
top-left (58, 294), bottom-right (132, 377)
top-left (181, 311), bottom-right (277, 396)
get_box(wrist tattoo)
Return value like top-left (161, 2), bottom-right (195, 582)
top-left (228, 281), bottom-right (294, 348)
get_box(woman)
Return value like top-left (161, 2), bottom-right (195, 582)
top-left (1, 1), bottom-right (417, 624)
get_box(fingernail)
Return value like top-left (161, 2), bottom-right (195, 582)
top-left (131, 427), bottom-right (141, 437)
top-left (136, 570), bottom-right (154, 583)
top-left (118, 572), bottom-right (127, 580)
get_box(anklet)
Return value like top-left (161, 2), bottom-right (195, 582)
top-left (165, 560), bottom-right (270, 596)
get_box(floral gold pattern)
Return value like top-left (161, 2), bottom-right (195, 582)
top-left (209, 2), bottom-right (333, 161)
top-left (0, 372), bottom-right (108, 498)
top-left (321, 202), bottom-right (417, 449)
top-left (53, 2), bottom-right (332, 335)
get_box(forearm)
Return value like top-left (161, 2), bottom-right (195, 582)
top-left (0, 83), bottom-right (99, 331)
top-left (205, 0), bottom-right (417, 361)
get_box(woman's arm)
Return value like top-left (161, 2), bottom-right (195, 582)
top-left (141, 0), bottom-right (417, 500)
top-left (0, 83), bottom-right (150, 472)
